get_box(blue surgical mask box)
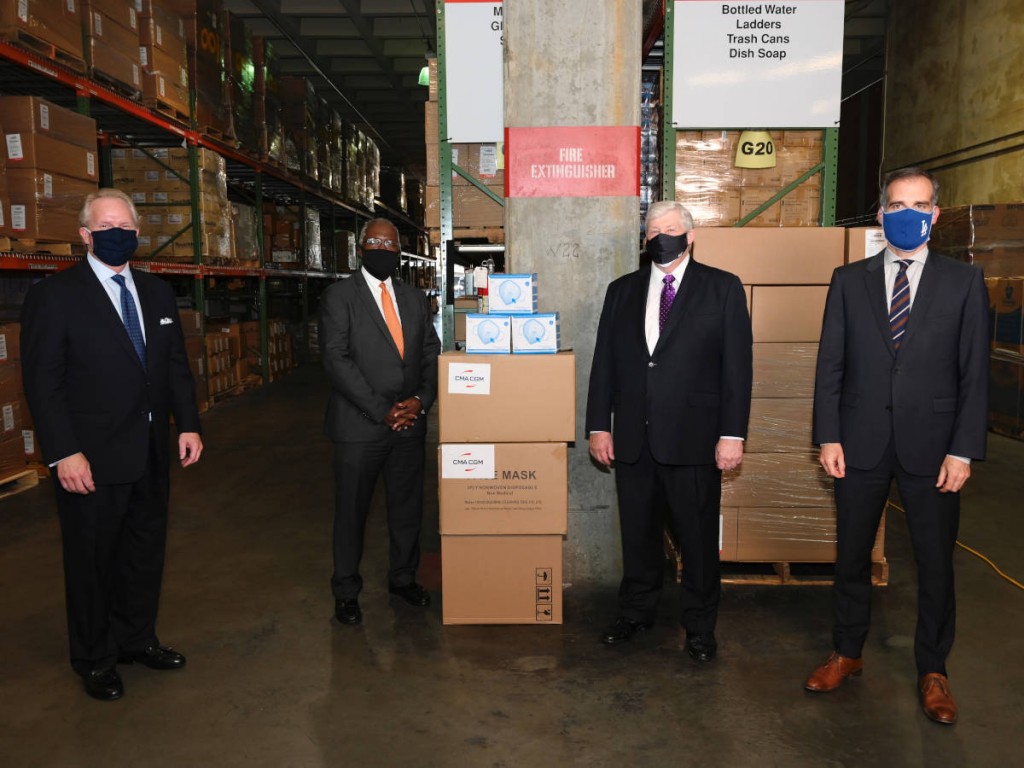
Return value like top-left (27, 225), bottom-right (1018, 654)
top-left (465, 314), bottom-right (512, 354)
top-left (487, 274), bottom-right (538, 314)
top-left (511, 313), bottom-right (560, 354)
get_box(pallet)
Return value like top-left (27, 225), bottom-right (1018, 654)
top-left (8, 239), bottom-right (85, 257)
top-left (144, 99), bottom-right (190, 127)
top-left (26, 463), bottom-right (50, 480)
top-left (428, 227), bottom-right (505, 246)
top-left (88, 68), bottom-right (142, 101)
top-left (0, 29), bottom-right (86, 73)
top-left (718, 560), bottom-right (889, 587)
top-left (0, 468), bottom-right (40, 501)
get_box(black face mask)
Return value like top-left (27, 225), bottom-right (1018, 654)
top-left (362, 248), bottom-right (401, 281)
top-left (90, 227), bottom-right (138, 267)
top-left (645, 232), bottom-right (689, 265)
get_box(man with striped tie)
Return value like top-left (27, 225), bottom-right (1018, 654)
top-left (805, 168), bottom-right (990, 725)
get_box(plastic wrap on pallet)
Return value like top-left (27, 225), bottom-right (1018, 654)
top-left (305, 209), bottom-right (322, 271)
top-left (752, 343), bottom-right (818, 398)
top-left (725, 507), bottom-right (885, 563)
top-left (674, 130), bottom-right (822, 227)
top-left (223, 11), bottom-right (257, 150)
top-left (253, 36), bottom-right (284, 164)
top-left (722, 452), bottom-right (833, 509)
top-left (744, 398), bottom-right (814, 454)
top-left (990, 351), bottom-right (1024, 439)
top-left (231, 203), bottom-right (259, 264)
top-left (931, 204), bottom-right (1024, 278)
top-left (163, 0), bottom-right (227, 134)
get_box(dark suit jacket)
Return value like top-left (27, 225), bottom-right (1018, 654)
top-left (20, 261), bottom-right (201, 484)
top-left (585, 259), bottom-right (753, 465)
top-left (320, 270), bottom-right (440, 442)
top-left (813, 250), bottom-right (989, 475)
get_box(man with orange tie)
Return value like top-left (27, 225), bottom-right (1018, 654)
top-left (320, 218), bottom-right (440, 626)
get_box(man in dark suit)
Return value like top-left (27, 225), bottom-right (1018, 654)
top-left (586, 200), bottom-right (752, 662)
top-left (20, 189), bottom-right (203, 701)
top-left (320, 218), bottom-right (440, 626)
top-left (805, 168), bottom-right (989, 725)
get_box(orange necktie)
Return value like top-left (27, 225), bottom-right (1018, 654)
top-left (379, 282), bottom-right (404, 358)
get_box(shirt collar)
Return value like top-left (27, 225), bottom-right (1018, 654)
top-left (651, 254), bottom-right (690, 285)
top-left (361, 266), bottom-right (394, 290)
top-left (87, 253), bottom-right (135, 285)
top-left (885, 246), bottom-right (929, 267)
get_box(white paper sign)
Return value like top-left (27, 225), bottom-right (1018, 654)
top-left (444, 1), bottom-right (504, 142)
top-left (6, 134), bottom-right (24, 161)
top-left (863, 228), bottom-right (887, 259)
top-left (441, 444), bottom-right (496, 479)
top-left (447, 360), bottom-right (492, 394)
top-left (672, 0), bottom-right (844, 128)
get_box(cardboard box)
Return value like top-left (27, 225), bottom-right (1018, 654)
top-left (425, 184), bottom-right (505, 229)
top-left (439, 443), bottom-right (567, 534)
top-left (750, 285), bottom-right (828, 342)
top-left (845, 227), bottom-right (886, 263)
top-left (0, 2), bottom-right (83, 60)
top-left (745, 398), bottom-right (814, 454)
top-left (991, 277), bottom-right (1023, 352)
top-left (1, 399), bottom-right (23, 439)
top-left (4, 133), bottom-right (98, 182)
top-left (0, 323), bottom-right (21, 362)
top-left (0, 436), bottom-right (26, 475)
top-left (464, 314), bottom-right (511, 354)
top-left (511, 313), bottom-right (560, 354)
top-left (752, 343), bottom-right (818, 398)
top-left (0, 97), bottom-right (97, 150)
top-left (989, 353), bottom-right (1023, 435)
top-left (438, 352), bottom-right (576, 443)
top-left (488, 274), bottom-right (538, 314)
top-left (694, 228), bottom-right (845, 285)
top-left (441, 534), bottom-right (563, 625)
top-left (722, 452), bottom-right (833, 508)
top-left (731, 507), bottom-right (885, 563)
top-left (6, 170), bottom-right (97, 241)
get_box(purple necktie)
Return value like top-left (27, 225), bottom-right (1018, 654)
top-left (889, 259), bottom-right (911, 351)
top-left (659, 274), bottom-right (676, 332)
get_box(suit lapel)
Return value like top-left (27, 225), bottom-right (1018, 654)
top-left (899, 253), bottom-right (939, 351)
top-left (355, 271), bottom-right (402, 357)
top-left (862, 253), bottom-right (894, 357)
top-left (77, 263), bottom-right (144, 367)
top-left (394, 279), bottom-right (418, 344)
top-left (134, 271), bottom-right (161, 364)
top-left (628, 267), bottom-right (651, 353)
top-left (654, 258), bottom-right (701, 355)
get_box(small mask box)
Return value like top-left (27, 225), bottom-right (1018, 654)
top-left (487, 274), bottom-right (538, 314)
top-left (465, 314), bottom-right (512, 354)
top-left (511, 313), bottom-right (560, 354)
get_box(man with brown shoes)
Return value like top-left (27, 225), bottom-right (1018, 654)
top-left (804, 168), bottom-right (988, 726)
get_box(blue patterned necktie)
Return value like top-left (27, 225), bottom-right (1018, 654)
top-left (659, 274), bottom-right (676, 333)
top-left (889, 259), bottom-right (911, 351)
top-left (112, 274), bottom-right (147, 368)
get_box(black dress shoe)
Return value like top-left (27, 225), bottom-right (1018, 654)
top-left (685, 633), bottom-right (718, 663)
top-left (118, 645), bottom-right (187, 670)
top-left (83, 667), bottom-right (124, 701)
top-left (388, 582), bottom-right (430, 607)
top-left (335, 598), bottom-right (362, 625)
top-left (601, 617), bottom-right (653, 645)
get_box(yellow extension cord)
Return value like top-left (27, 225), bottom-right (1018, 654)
top-left (886, 501), bottom-right (1024, 591)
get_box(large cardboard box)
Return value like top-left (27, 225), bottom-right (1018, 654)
top-left (845, 226), bottom-right (886, 263)
top-left (437, 352), bottom-right (575, 443)
top-left (722, 452), bottom-right (833, 508)
top-left (731, 507), bottom-right (885, 562)
top-left (0, 1), bottom-right (84, 60)
top-left (425, 184), bottom-right (505, 229)
top-left (991, 277), bottom-right (1023, 353)
top-left (0, 323), bottom-right (21, 363)
top-left (752, 343), bottom-right (818, 398)
top-left (694, 227), bottom-right (845, 285)
top-left (750, 285), bottom-right (828, 342)
top-left (4, 132), bottom-right (98, 183)
top-left (6, 170), bottom-right (96, 241)
top-left (441, 534), bottom-right (563, 625)
top-left (439, 443), bottom-right (567, 534)
top-left (0, 97), bottom-right (98, 150)
top-left (744, 398), bottom-right (814, 454)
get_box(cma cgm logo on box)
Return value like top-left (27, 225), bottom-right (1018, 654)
top-left (441, 444), bottom-right (496, 480)
top-left (448, 362), bottom-right (491, 395)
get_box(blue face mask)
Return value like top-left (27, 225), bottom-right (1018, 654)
top-left (90, 227), bottom-right (138, 267)
top-left (881, 208), bottom-right (932, 252)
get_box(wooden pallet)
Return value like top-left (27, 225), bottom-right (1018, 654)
top-left (0, 29), bottom-right (86, 72)
top-left (0, 468), bottom-right (40, 501)
top-left (718, 560), bottom-right (889, 587)
top-left (26, 463), bottom-right (50, 480)
top-left (8, 239), bottom-right (85, 257)
top-left (428, 227), bottom-right (505, 246)
top-left (144, 99), bottom-right (190, 127)
top-left (88, 68), bottom-right (142, 101)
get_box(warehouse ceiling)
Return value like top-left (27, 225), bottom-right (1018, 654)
top-left (223, 0), bottom-right (886, 179)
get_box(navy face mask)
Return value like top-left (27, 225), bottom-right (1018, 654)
top-left (881, 208), bottom-right (932, 252)
top-left (645, 232), bottom-right (689, 265)
top-left (90, 227), bottom-right (138, 267)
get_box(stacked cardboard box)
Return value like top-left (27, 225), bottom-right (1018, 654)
top-left (1, 96), bottom-right (98, 243)
top-left (932, 203), bottom-right (1024, 277)
top-left (987, 277), bottom-right (1024, 438)
top-left (110, 146), bottom-right (232, 262)
top-left (343, 120), bottom-right (380, 211)
top-left (205, 321), bottom-right (242, 397)
top-left (0, 1), bottom-right (84, 64)
top-left (437, 351), bottom-right (575, 624)
top-left (0, 323), bottom-right (36, 475)
top-left (263, 203), bottom-right (301, 267)
top-left (253, 36), bottom-right (285, 164)
top-left (139, 1), bottom-right (190, 119)
top-left (239, 319), bottom-right (294, 382)
top-left (83, 0), bottom-right (143, 94)
top-left (222, 11), bottom-right (257, 148)
top-left (693, 227), bottom-right (884, 565)
top-left (179, 309), bottom-right (209, 412)
top-left (280, 76), bottom-right (319, 182)
top-left (163, 0), bottom-right (228, 135)
top-left (675, 131), bottom-right (822, 227)
top-left (316, 105), bottom-right (345, 195)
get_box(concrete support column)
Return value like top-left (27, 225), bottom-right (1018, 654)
top-left (504, 2), bottom-right (642, 584)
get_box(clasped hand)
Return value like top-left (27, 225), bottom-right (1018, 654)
top-left (384, 397), bottom-right (421, 431)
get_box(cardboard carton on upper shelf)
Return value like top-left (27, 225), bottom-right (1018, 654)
top-left (4, 132), bottom-right (98, 183)
top-left (0, 323), bottom-right (22, 363)
top-left (437, 351), bottom-right (575, 443)
top-left (0, 1), bottom-right (84, 61)
top-left (693, 227), bottom-right (845, 285)
top-left (0, 97), bottom-right (98, 151)
top-left (439, 442), bottom-right (568, 535)
top-left (441, 534), bottom-right (563, 625)
top-left (6, 170), bottom-right (97, 242)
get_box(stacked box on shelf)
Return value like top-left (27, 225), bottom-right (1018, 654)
top-left (231, 203), bottom-right (259, 266)
top-left (280, 76), bottom-right (319, 182)
top-left (239, 319), bottom-right (294, 381)
top-left (437, 349), bottom-right (575, 624)
top-left (326, 110), bottom-right (345, 195)
top-left (0, 114), bottom-right (7, 239)
top-left (932, 203), bottom-right (1024, 277)
top-left (694, 227), bottom-right (884, 565)
top-left (82, 0), bottom-right (142, 94)
top-left (1, 96), bottom-right (98, 243)
top-left (305, 209), bottom-right (323, 271)
top-left (204, 321), bottom-right (242, 397)
top-left (0, 1), bottom-right (84, 65)
top-left (178, 309), bottom-right (209, 412)
top-left (675, 130), bottom-right (823, 227)
top-left (110, 146), bottom-right (232, 262)
top-left (342, 121), bottom-right (379, 211)
top-left (315, 100), bottom-right (334, 191)
top-left (406, 178), bottom-right (425, 225)
top-left (163, 0), bottom-right (227, 136)
top-left (262, 203), bottom-right (301, 268)
top-left (222, 11), bottom-right (257, 150)
top-left (253, 36), bottom-right (284, 165)
top-left (379, 167), bottom-right (407, 213)
top-left (0, 322), bottom-right (34, 476)
top-left (138, 1), bottom-right (190, 119)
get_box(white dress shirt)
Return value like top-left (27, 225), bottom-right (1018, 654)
top-left (883, 246), bottom-right (927, 310)
top-left (362, 267), bottom-right (402, 326)
top-left (87, 254), bottom-right (147, 343)
top-left (645, 256), bottom-right (689, 355)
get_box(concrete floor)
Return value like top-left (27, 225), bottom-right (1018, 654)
top-left (1, 365), bottom-right (1022, 768)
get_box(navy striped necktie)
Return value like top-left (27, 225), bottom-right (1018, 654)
top-left (112, 274), bottom-right (147, 368)
top-left (889, 259), bottom-right (912, 351)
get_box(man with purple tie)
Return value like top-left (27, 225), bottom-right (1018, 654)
top-left (585, 200), bottom-right (753, 662)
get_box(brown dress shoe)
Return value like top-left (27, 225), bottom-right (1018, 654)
top-left (919, 673), bottom-right (958, 724)
top-left (804, 652), bottom-right (864, 692)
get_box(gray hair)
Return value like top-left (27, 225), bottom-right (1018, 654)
top-left (79, 188), bottom-right (140, 229)
top-left (879, 167), bottom-right (940, 209)
top-left (645, 200), bottom-right (695, 231)
top-left (357, 217), bottom-right (400, 247)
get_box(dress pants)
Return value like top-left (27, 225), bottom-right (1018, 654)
top-left (614, 438), bottom-right (722, 633)
top-left (54, 431), bottom-right (169, 675)
top-left (832, 438), bottom-right (960, 676)
top-left (331, 432), bottom-right (425, 600)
